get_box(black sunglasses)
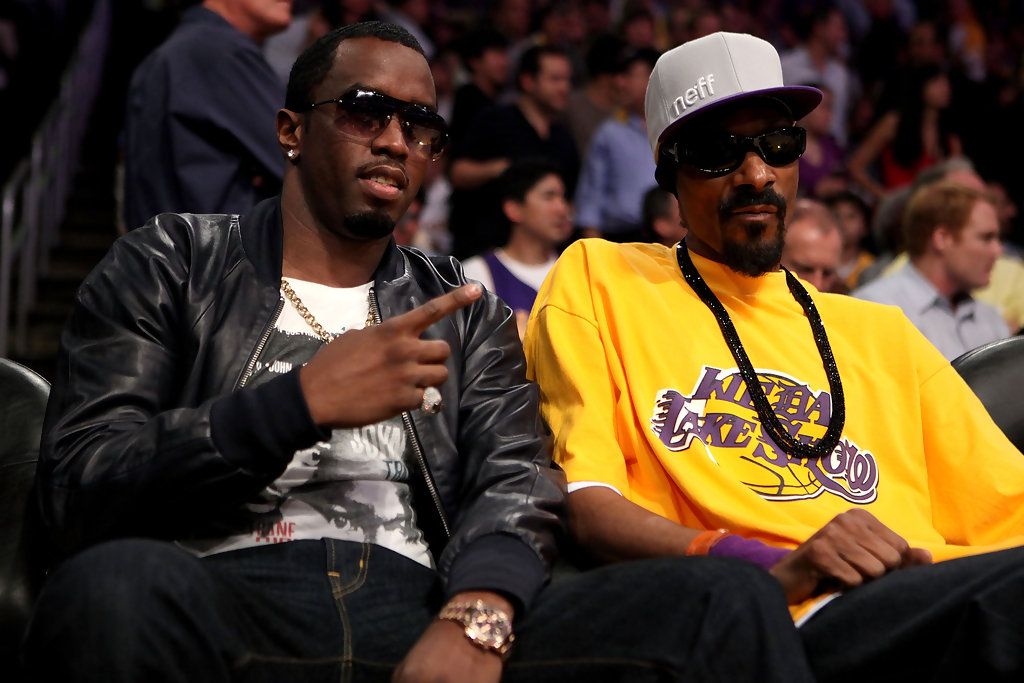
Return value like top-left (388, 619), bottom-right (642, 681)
top-left (663, 126), bottom-right (806, 177)
top-left (307, 88), bottom-right (449, 159)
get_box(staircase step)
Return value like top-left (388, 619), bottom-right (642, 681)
top-left (12, 270), bottom-right (84, 312)
top-left (49, 242), bottom-right (111, 271)
top-left (50, 253), bottom-right (95, 275)
top-left (7, 318), bottom-right (63, 372)
top-left (57, 227), bottom-right (116, 253)
top-left (62, 206), bottom-right (118, 233)
top-left (21, 277), bottom-right (81, 305)
top-left (28, 302), bottom-right (71, 327)
top-left (24, 320), bottom-right (63, 356)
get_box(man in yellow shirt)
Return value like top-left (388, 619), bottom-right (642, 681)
top-left (526, 31), bottom-right (1024, 681)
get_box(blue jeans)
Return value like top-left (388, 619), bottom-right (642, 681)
top-left (23, 538), bottom-right (813, 682)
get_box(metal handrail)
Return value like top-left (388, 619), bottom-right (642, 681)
top-left (0, 160), bottom-right (30, 357)
top-left (0, 0), bottom-right (111, 358)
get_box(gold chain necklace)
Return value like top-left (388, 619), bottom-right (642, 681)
top-left (280, 277), bottom-right (375, 343)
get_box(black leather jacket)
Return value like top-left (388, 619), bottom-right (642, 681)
top-left (37, 198), bottom-right (565, 608)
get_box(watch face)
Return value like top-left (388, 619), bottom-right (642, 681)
top-left (466, 612), bottom-right (509, 646)
top-left (440, 601), bottom-right (515, 655)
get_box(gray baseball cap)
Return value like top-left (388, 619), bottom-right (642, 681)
top-left (645, 32), bottom-right (822, 161)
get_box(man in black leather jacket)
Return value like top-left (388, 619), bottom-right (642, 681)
top-left (23, 21), bottom-right (814, 683)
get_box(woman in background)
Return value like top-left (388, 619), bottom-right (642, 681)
top-left (848, 65), bottom-right (962, 200)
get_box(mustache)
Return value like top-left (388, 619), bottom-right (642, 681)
top-left (718, 188), bottom-right (788, 217)
top-left (355, 158), bottom-right (409, 187)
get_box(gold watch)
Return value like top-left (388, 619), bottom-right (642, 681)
top-left (438, 599), bottom-right (515, 658)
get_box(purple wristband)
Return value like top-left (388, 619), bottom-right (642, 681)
top-left (708, 535), bottom-right (790, 572)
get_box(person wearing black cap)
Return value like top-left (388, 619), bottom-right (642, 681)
top-left (526, 31), bottom-right (1024, 682)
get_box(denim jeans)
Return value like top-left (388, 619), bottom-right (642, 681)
top-left (23, 538), bottom-right (814, 682)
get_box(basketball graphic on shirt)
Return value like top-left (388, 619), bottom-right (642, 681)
top-left (738, 451), bottom-right (823, 499)
top-left (651, 365), bottom-right (878, 504)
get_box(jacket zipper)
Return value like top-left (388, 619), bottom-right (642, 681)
top-left (369, 287), bottom-right (451, 539)
top-left (236, 299), bottom-right (284, 389)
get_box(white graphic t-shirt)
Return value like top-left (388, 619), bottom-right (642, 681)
top-left (182, 278), bottom-right (434, 568)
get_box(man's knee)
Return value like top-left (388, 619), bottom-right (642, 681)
top-left (600, 556), bottom-right (807, 678)
top-left (644, 555), bottom-right (785, 603)
top-left (28, 538), bottom-right (211, 636)
top-left (23, 539), bottom-right (234, 681)
top-left (606, 555), bottom-right (791, 631)
top-left (43, 540), bottom-right (205, 610)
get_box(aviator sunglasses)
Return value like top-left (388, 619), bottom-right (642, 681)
top-left (307, 88), bottom-right (449, 160)
top-left (663, 126), bottom-right (807, 177)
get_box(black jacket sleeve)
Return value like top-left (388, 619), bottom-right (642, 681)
top-left (427, 257), bottom-right (567, 612)
top-left (36, 215), bottom-right (322, 557)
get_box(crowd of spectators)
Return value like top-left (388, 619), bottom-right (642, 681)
top-left (9, 4), bottom-right (1024, 678)
top-left (5, 0), bottom-right (1024, 352)
top-left (257, 2), bottom-right (1024, 285)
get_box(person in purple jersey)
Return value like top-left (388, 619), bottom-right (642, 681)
top-left (462, 160), bottom-right (572, 339)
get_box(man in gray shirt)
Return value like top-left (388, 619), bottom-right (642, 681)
top-left (854, 181), bottom-right (1009, 359)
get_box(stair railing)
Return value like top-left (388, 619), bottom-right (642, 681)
top-left (0, 0), bottom-right (111, 358)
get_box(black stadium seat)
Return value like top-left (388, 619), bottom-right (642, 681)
top-left (0, 359), bottom-right (49, 680)
top-left (951, 336), bottom-right (1024, 454)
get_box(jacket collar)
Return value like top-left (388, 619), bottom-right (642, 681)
top-left (239, 196), bottom-right (410, 288)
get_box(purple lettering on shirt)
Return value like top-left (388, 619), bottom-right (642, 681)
top-left (651, 366), bottom-right (879, 504)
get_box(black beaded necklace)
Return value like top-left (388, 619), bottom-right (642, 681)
top-left (675, 242), bottom-right (846, 460)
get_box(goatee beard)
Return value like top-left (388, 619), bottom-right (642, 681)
top-left (721, 225), bottom-right (785, 276)
top-left (718, 188), bottom-right (788, 277)
top-left (344, 211), bottom-right (396, 241)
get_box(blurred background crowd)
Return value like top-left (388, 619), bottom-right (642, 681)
top-left (2, 0), bottom-right (1024, 371)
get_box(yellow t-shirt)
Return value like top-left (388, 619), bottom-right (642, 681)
top-left (524, 239), bottom-right (1024, 619)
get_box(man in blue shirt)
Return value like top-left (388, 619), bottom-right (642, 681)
top-left (122, 0), bottom-right (292, 229)
top-left (573, 48), bottom-right (659, 242)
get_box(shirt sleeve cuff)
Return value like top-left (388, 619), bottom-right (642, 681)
top-left (566, 481), bottom-right (623, 495)
top-left (708, 534), bottom-right (790, 572)
top-left (444, 533), bottom-right (547, 616)
top-left (210, 369), bottom-right (330, 476)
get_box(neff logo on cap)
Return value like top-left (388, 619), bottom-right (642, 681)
top-left (671, 74), bottom-right (715, 118)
